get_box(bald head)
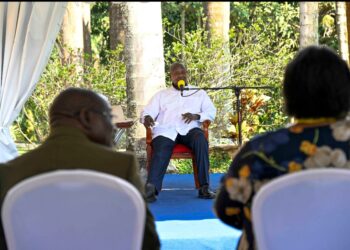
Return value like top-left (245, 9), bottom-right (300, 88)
top-left (49, 87), bottom-right (115, 147)
top-left (49, 88), bottom-right (114, 146)
top-left (49, 88), bottom-right (108, 125)
top-left (170, 62), bottom-right (186, 73)
top-left (170, 62), bottom-right (187, 89)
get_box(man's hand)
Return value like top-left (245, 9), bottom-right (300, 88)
top-left (143, 115), bottom-right (155, 128)
top-left (182, 113), bottom-right (200, 124)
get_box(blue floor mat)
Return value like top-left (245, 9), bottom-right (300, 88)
top-left (148, 173), bottom-right (242, 250)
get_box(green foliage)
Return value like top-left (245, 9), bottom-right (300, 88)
top-left (209, 150), bottom-right (231, 173)
top-left (162, 2), bottom-right (204, 52)
top-left (164, 2), bottom-right (299, 144)
top-left (91, 2), bottom-right (110, 64)
top-left (12, 45), bottom-right (126, 144)
top-left (83, 47), bottom-right (127, 106)
top-left (171, 159), bottom-right (192, 174)
top-left (13, 1), bottom-right (340, 151)
top-left (231, 2), bottom-right (299, 50)
top-left (172, 152), bottom-right (231, 174)
top-left (319, 2), bottom-right (337, 51)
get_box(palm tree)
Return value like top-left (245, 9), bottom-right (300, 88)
top-left (203, 2), bottom-right (230, 86)
top-left (82, 2), bottom-right (92, 65)
top-left (123, 2), bottom-right (165, 167)
top-left (109, 2), bottom-right (127, 50)
top-left (299, 2), bottom-right (319, 49)
top-left (345, 2), bottom-right (350, 63)
top-left (336, 2), bottom-right (349, 64)
top-left (59, 2), bottom-right (84, 66)
top-left (203, 2), bottom-right (230, 44)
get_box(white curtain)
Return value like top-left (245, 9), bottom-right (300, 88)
top-left (0, 2), bottom-right (67, 163)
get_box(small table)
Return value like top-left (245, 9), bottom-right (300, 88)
top-left (114, 120), bottom-right (134, 145)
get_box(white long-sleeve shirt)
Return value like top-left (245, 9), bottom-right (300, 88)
top-left (141, 85), bottom-right (216, 141)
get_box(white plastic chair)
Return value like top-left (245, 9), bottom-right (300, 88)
top-left (252, 169), bottom-right (350, 250)
top-left (1, 169), bottom-right (145, 250)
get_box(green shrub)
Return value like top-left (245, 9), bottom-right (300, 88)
top-left (13, 1), bottom-right (340, 153)
top-left (172, 152), bottom-right (232, 174)
top-left (11, 45), bottom-right (126, 144)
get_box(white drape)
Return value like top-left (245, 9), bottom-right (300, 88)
top-left (0, 2), bottom-right (67, 163)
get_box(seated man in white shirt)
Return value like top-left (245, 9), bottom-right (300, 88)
top-left (141, 62), bottom-right (217, 203)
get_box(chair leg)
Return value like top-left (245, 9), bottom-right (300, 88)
top-left (146, 146), bottom-right (152, 173)
top-left (192, 157), bottom-right (200, 189)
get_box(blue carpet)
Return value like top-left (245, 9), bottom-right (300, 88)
top-left (148, 173), bottom-right (242, 250)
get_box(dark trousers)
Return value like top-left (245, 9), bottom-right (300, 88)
top-left (147, 128), bottom-right (210, 193)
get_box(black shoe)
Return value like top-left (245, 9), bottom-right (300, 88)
top-left (198, 185), bottom-right (216, 199)
top-left (145, 183), bottom-right (158, 203)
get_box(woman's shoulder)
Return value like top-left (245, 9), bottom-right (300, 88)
top-left (249, 127), bottom-right (290, 145)
top-left (248, 121), bottom-right (342, 146)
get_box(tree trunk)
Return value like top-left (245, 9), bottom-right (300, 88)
top-left (203, 2), bottom-right (230, 86)
top-left (109, 2), bottom-right (127, 50)
top-left (203, 2), bottom-right (230, 44)
top-left (299, 2), bottom-right (319, 49)
top-left (59, 2), bottom-right (84, 66)
top-left (345, 2), bottom-right (350, 63)
top-left (180, 2), bottom-right (186, 62)
top-left (82, 2), bottom-right (92, 65)
top-left (336, 2), bottom-right (349, 64)
top-left (124, 2), bottom-right (165, 170)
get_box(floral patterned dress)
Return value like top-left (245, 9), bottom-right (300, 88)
top-left (214, 119), bottom-right (350, 250)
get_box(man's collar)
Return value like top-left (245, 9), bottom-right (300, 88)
top-left (48, 126), bottom-right (89, 141)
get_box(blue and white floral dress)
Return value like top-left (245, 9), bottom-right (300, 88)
top-left (214, 119), bottom-right (350, 250)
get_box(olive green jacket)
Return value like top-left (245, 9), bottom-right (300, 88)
top-left (0, 126), bottom-right (160, 250)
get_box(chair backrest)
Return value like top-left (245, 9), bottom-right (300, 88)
top-left (252, 169), bottom-right (350, 250)
top-left (2, 169), bottom-right (145, 250)
top-left (111, 105), bottom-right (133, 124)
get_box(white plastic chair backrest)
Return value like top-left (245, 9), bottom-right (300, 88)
top-left (252, 169), bottom-right (350, 250)
top-left (1, 169), bottom-right (145, 250)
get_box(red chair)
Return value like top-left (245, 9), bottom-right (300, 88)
top-left (146, 120), bottom-right (211, 188)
